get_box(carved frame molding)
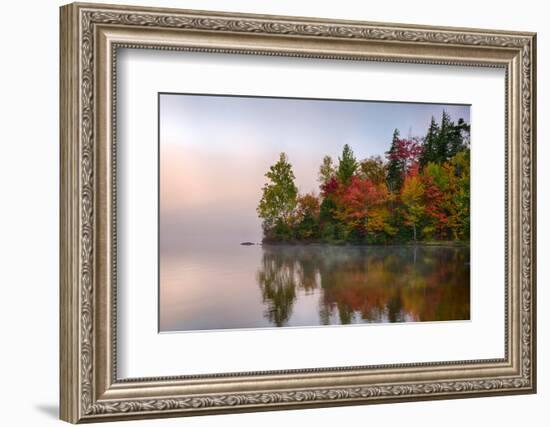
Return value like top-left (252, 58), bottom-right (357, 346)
top-left (60, 2), bottom-right (536, 423)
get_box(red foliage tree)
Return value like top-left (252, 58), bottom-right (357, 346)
top-left (421, 174), bottom-right (449, 239)
top-left (333, 176), bottom-right (388, 236)
top-left (320, 176), bottom-right (339, 197)
top-left (387, 138), bottom-right (424, 174)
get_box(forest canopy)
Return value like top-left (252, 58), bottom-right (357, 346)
top-left (257, 110), bottom-right (470, 244)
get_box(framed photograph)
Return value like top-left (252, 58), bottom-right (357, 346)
top-left (60, 2), bottom-right (537, 423)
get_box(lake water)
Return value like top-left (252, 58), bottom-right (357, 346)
top-left (159, 244), bottom-right (470, 332)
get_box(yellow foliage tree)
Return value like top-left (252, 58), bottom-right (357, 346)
top-left (401, 171), bottom-right (425, 242)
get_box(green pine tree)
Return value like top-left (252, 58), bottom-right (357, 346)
top-left (434, 110), bottom-right (453, 163)
top-left (420, 116), bottom-right (440, 168)
top-left (448, 117), bottom-right (470, 158)
top-left (386, 129), bottom-right (404, 192)
top-left (337, 144), bottom-right (358, 184)
top-left (318, 155), bottom-right (335, 184)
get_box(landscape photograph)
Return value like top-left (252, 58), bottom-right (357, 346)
top-left (159, 93), bottom-right (471, 332)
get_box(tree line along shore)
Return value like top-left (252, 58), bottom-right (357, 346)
top-left (256, 110), bottom-right (470, 245)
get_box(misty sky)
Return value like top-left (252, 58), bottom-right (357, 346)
top-left (159, 93), bottom-right (470, 249)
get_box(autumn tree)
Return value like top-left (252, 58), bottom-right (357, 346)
top-left (257, 153), bottom-right (298, 240)
top-left (294, 193), bottom-right (321, 239)
top-left (364, 184), bottom-right (396, 241)
top-left (359, 155), bottom-right (387, 185)
top-left (386, 133), bottom-right (423, 193)
top-left (401, 166), bottom-right (425, 242)
top-left (319, 177), bottom-right (344, 241)
top-left (331, 176), bottom-right (394, 241)
top-left (447, 150), bottom-right (470, 240)
top-left (332, 176), bottom-right (371, 239)
top-left (421, 162), bottom-right (450, 239)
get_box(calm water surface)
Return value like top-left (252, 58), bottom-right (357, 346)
top-left (159, 244), bottom-right (470, 332)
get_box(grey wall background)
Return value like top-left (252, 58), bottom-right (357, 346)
top-left (0, 1), bottom-right (545, 426)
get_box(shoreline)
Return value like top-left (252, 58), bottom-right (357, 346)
top-left (242, 240), bottom-right (470, 248)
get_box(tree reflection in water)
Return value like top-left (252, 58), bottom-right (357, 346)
top-left (256, 252), bottom-right (297, 326)
top-left (256, 245), bottom-right (470, 327)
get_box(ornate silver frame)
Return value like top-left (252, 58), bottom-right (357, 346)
top-left (60, 2), bottom-right (537, 423)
